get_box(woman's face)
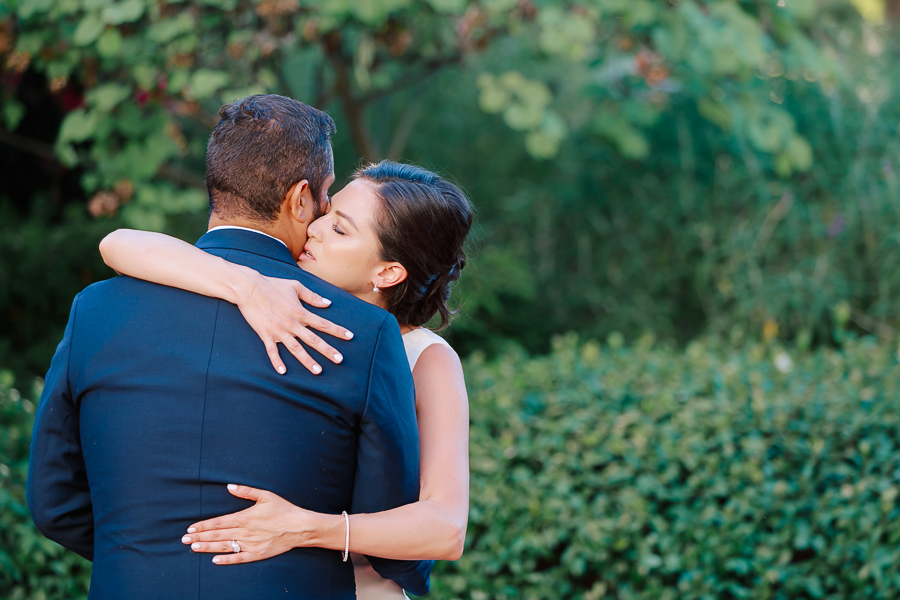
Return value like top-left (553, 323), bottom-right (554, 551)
top-left (297, 179), bottom-right (388, 298)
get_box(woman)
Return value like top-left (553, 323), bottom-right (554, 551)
top-left (100, 161), bottom-right (472, 598)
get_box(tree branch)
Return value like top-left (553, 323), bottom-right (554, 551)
top-left (158, 164), bottom-right (206, 189)
top-left (322, 31), bottom-right (381, 160)
top-left (0, 129), bottom-right (205, 189)
top-left (0, 129), bottom-right (56, 160)
top-left (358, 52), bottom-right (463, 106)
top-left (386, 96), bottom-right (424, 161)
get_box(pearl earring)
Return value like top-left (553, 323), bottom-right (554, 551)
top-left (373, 283), bottom-right (379, 293)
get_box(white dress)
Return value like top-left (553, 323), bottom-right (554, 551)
top-left (352, 328), bottom-right (451, 600)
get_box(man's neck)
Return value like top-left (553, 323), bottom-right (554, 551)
top-left (208, 215), bottom-right (295, 255)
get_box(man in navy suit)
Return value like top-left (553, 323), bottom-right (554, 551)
top-left (26, 95), bottom-right (432, 599)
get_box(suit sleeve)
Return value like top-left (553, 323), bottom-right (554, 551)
top-left (350, 315), bottom-right (434, 595)
top-left (26, 295), bottom-right (94, 561)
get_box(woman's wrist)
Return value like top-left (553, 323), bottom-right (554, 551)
top-left (225, 263), bottom-right (266, 307)
top-left (289, 511), bottom-right (347, 551)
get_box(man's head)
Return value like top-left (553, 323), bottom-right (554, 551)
top-left (206, 95), bottom-right (336, 253)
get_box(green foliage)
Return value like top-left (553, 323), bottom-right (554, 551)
top-left (0, 201), bottom-right (118, 377)
top-left (434, 29), bottom-right (900, 354)
top-left (0, 371), bottom-right (91, 600)
top-left (2, 0), bottom-right (897, 358)
top-left (5, 335), bottom-right (900, 597)
top-left (430, 333), bottom-right (900, 599)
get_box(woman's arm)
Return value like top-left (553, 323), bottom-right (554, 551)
top-left (99, 229), bottom-right (353, 375)
top-left (182, 343), bottom-right (470, 562)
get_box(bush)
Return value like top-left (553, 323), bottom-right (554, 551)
top-left (433, 334), bottom-right (900, 599)
top-left (0, 370), bottom-right (90, 600)
top-left (5, 336), bottom-right (900, 598)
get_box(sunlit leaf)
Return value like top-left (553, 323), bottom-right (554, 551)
top-left (185, 69), bottom-right (230, 100)
top-left (423, 0), bottom-right (466, 14)
top-left (87, 83), bottom-right (131, 113)
top-left (57, 109), bottom-right (98, 143)
top-left (101, 0), bottom-right (145, 25)
top-left (16, 0), bottom-right (55, 19)
top-left (147, 12), bottom-right (195, 44)
top-left (72, 14), bottom-right (106, 46)
top-left (96, 28), bottom-right (123, 58)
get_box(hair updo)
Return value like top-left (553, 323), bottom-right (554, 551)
top-left (355, 161), bottom-right (473, 330)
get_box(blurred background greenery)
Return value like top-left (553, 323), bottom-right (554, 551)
top-left (2, 0), bottom-right (900, 598)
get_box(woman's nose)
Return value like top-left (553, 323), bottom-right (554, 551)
top-left (307, 216), bottom-right (325, 241)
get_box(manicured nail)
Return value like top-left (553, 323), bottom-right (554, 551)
top-left (182, 536), bottom-right (192, 544)
top-left (321, 298), bottom-right (332, 306)
top-left (312, 364), bottom-right (322, 374)
top-left (191, 542), bottom-right (201, 550)
top-left (227, 484), bottom-right (237, 491)
top-left (277, 365), bottom-right (286, 375)
top-left (212, 557), bottom-right (221, 564)
top-left (187, 527), bottom-right (196, 534)
top-left (333, 353), bottom-right (342, 362)
top-left (344, 331), bottom-right (354, 339)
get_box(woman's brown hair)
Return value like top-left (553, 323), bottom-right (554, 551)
top-left (355, 161), bottom-right (473, 330)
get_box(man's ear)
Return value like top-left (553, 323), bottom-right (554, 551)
top-left (374, 262), bottom-right (408, 290)
top-left (285, 180), bottom-right (316, 224)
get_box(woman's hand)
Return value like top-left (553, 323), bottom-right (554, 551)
top-left (98, 229), bottom-right (354, 376)
top-left (181, 485), bottom-right (319, 565)
top-left (237, 274), bottom-right (354, 375)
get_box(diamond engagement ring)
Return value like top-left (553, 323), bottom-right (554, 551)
top-left (231, 540), bottom-right (241, 553)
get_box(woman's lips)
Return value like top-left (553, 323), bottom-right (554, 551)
top-left (298, 245), bottom-right (315, 261)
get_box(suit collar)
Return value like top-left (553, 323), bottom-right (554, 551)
top-left (196, 228), bottom-right (299, 266)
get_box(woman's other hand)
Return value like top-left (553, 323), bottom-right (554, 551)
top-left (180, 485), bottom-right (321, 565)
top-left (237, 274), bottom-right (354, 375)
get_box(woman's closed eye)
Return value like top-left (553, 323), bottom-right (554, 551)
top-left (331, 222), bottom-right (346, 235)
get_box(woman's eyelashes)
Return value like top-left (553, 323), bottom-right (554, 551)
top-left (331, 222), bottom-right (346, 236)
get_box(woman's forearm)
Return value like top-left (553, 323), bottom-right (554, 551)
top-left (300, 499), bottom-right (466, 561)
top-left (99, 229), bottom-right (261, 305)
top-left (296, 345), bottom-right (471, 561)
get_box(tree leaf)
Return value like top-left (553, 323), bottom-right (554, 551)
top-left (185, 69), bottom-right (231, 100)
top-left (2, 99), bottom-right (25, 131)
top-left (96, 27), bottom-right (123, 58)
top-left (72, 14), bottom-right (106, 46)
top-left (423, 0), bottom-right (466, 14)
top-left (87, 83), bottom-right (131, 113)
top-left (16, 0), bottom-right (56, 19)
top-left (101, 0), bottom-right (145, 25)
top-left (57, 109), bottom-right (99, 143)
top-left (147, 12), bottom-right (196, 44)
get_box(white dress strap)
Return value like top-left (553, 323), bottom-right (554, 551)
top-left (402, 328), bottom-right (450, 371)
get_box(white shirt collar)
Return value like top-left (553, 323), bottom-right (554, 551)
top-left (207, 225), bottom-right (288, 249)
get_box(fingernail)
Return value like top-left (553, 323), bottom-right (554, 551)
top-left (333, 353), bottom-right (342, 363)
top-left (213, 557), bottom-right (221, 564)
top-left (322, 298), bottom-right (332, 306)
top-left (191, 542), bottom-right (201, 550)
top-left (187, 527), bottom-right (196, 533)
top-left (277, 365), bottom-right (286, 375)
top-left (182, 536), bottom-right (192, 544)
top-left (344, 331), bottom-right (354, 339)
top-left (227, 484), bottom-right (237, 491)
top-left (312, 364), bottom-right (322, 374)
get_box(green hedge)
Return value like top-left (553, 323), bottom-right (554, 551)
top-left (0, 371), bottom-right (90, 600)
top-left (435, 334), bottom-right (900, 599)
top-left (4, 336), bottom-right (900, 599)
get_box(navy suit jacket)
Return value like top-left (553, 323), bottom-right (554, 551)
top-left (27, 229), bottom-right (433, 599)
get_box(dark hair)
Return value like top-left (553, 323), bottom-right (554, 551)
top-left (355, 161), bottom-right (473, 330)
top-left (206, 94), bottom-right (336, 222)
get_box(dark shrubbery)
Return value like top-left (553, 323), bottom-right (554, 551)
top-left (0, 371), bottom-right (90, 600)
top-left (5, 336), bottom-right (900, 598)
